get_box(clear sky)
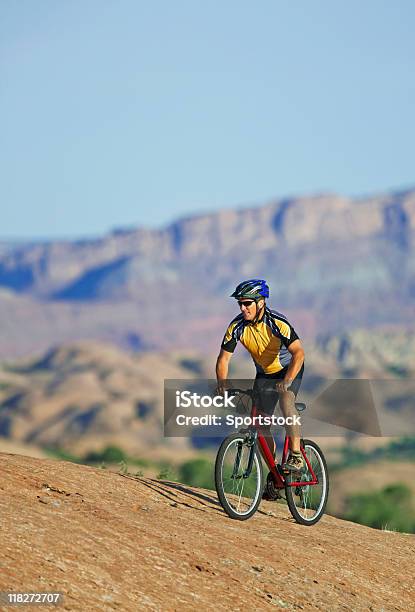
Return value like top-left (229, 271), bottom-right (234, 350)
top-left (1, 1), bottom-right (414, 238)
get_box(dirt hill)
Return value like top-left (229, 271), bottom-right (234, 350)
top-left (0, 453), bottom-right (413, 611)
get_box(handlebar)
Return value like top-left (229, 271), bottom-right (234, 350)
top-left (226, 388), bottom-right (255, 399)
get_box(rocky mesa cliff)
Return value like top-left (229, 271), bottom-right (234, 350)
top-left (0, 187), bottom-right (414, 358)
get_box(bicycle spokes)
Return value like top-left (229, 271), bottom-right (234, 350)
top-left (285, 441), bottom-right (329, 525)
top-left (219, 437), bottom-right (262, 517)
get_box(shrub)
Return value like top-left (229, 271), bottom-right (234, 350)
top-left (156, 464), bottom-right (175, 480)
top-left (44, 447), bottom-right (82, 463)
top-left (178, 458), bottom-right (214, 490)
top-left (344, 483), bottom-right (415, 533)
top-left (84, 445), bottom-right (127, 464)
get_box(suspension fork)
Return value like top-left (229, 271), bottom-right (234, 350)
top-left (231, 442), bottom-right (243, 478)
top-left (231, 429), bottom-right (258, 479)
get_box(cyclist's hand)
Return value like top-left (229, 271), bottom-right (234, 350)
top-left (276, 379), bottom-right (293, 393)
top-left (216, 381), bottom-right (227, 397)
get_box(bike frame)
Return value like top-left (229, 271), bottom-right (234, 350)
top-left (250, 401), bottom-right (319, 488)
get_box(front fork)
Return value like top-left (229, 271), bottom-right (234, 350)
top-left (231, 429), bottom-right (258, 479)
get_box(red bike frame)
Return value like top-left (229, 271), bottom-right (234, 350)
top-left (251, 402), bottom-right (318, 488)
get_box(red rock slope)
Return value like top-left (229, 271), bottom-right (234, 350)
top-left (0, 454), bottom-right (413, 611)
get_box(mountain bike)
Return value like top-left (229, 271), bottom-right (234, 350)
top-left (214, 388), bottom-right (329, 525)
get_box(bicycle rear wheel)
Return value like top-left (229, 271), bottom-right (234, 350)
top-left (215, 432), bottom-right (263, 520)
top-left (285, 439), bottom-right (329, 526)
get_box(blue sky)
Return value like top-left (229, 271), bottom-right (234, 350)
top-left (1, 1), bottom-right (414, 238)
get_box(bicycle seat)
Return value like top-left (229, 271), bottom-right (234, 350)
top-left (295, 402), bottom-right (306, 412)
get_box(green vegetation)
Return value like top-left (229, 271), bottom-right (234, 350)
top-left (156, 464), bottom-right (176, 480)
top-left (44, 447), bottom-right (82, 463)
top-left (45, 444), bottom-right (150, 467)
top-left (82, 445), bottom-right (150, 467)
top-left (344, 483), bottom-right (415, 534)
top-left (117, 459), bottom-right (128, 475)
top-left (84, 445), bottom-right (127, 464)
top-left (332, 436), bottom-right (415, 471)
top-left (45, 444), bottom-right (215, 488)
top-left (178, 458), bottom-right (214, 490)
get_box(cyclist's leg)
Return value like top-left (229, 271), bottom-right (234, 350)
top-left (279, 364), bottom-right (304, 453)
top-left (279, 392), bottom-right (300, 452)
top-left (253, 376), bottom-right (280, 464)
top-left (259, 426), bottom-right (276, 463)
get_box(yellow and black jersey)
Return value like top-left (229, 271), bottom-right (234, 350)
top-left (221, 307), bottom-right (299, 374)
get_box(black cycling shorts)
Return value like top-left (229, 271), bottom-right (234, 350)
top-left (253, 364), bottom-right (304, 416)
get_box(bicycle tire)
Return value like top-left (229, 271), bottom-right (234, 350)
top-left (215, 432), bottom-right (263, 521)
top-left (285, 439), bottom-right (329, 526)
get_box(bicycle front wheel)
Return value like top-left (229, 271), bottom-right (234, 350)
top-left (215, 432), bottom-right (263, 520)
top-left (285, 439), bottom-right (329, 526)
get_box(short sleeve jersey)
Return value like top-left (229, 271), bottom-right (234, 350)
top-left (221, 306), bottom-right (299, 374)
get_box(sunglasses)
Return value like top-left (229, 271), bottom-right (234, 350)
top-left (238, 300), bottom-right (256, 307)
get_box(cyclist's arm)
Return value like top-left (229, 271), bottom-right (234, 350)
top-left (216, 348), bottom-right (233, 394)
top-left (284, 339), bottom-right (305, 386)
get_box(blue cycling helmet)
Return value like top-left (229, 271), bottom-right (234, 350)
top-left (231, 279), bottom-right (269, 300)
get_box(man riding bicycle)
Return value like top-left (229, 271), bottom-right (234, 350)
top-left (216, 279), bottom-right (305, 472)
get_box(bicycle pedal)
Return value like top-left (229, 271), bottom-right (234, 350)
top-left (276, 464), bottom-right (289, 477)
top-left (283, 467), bottom-right (303, 475)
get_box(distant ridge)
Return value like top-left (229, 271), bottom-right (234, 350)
top-left (0, 187), bottom-right (413, 358)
